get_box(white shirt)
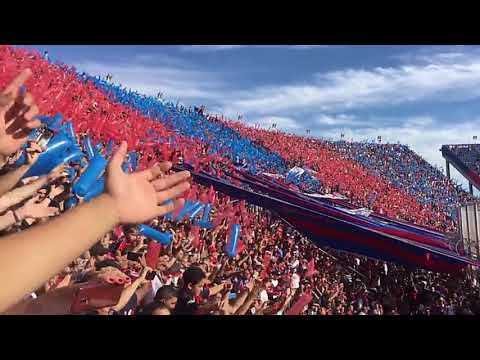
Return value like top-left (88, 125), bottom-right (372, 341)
top-left (143, 276), bottom-right (163, 304)
top-left (291, 273), bottom-right (300, 289)
top-left (260, 290), bottom-right (269, 303)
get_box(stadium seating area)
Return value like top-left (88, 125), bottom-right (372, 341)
top-left (1, 44), bottom-right (479, 315)
top-left (329, 142), bottom-right (472, 218)
top-left (450, 145), bottom-right (480, 172)
top-left (73, 59), bottom-right (473, 233)
top-left (225, 124), bottom-right (471, 233)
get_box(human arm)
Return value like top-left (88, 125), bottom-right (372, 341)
top-left (0, 159), bottom-right (37, 197)
top-left (0, 142), bottom-right (190, 312)
top-left (208, 282), bottom-right (227, 297)
top-left (112, 266), bottom-right (150, 312)
top-left (0, 164), bottom-right (64, 213)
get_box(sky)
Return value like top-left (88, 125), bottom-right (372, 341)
top-left (23, 45), bottom-right (480, 195)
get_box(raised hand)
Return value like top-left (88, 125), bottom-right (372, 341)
top-left (17, 197), bottom-right (59, 220)
top-left (48, 184), bottom-right (65, 199)
top-left (105, 141), bottom-right (191, 224)
top-left (0, 69), bottom-right (42, 157)
top-left (47, 164), bottom-right (66, 183)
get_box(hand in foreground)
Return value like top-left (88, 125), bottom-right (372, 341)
top-left (17, 197), bottom-right (59, 220)
top-left (105, 141), bottom-right (191, 224)
top-left (0, 69), bottom-right (42, 157)
top-left (47, 164), bottom-right (66, 183)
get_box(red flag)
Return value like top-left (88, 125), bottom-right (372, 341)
top-left (286, 291), bottom-right (314, 315)
top-left (190, 225), bottom-right (201, 249)
top-left (305, 259), bottom-right (317, 278)
top-left (199, 192), bottom-right (208, 204)
top-left (237, 238), bottom-right (246, 255)
top-left (145, 241), bottom-right (161, 269)
top-left (260, 252), bottom-right (272, 279)
top-left (207, 185), bottom-right (216, 204)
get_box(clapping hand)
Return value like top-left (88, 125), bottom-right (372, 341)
top-left (17, 196), bottom-right (59, 220)
top-left (105, 142), bottom-right (191, 224)
top-left (0, 69), bottom-right (42, 157)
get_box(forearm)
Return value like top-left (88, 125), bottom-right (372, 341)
top-left (0, 164), bottom-right (32, 197)
top-left (112, 279), bottom-right (143, 312)
top-left (237, 255), bottom-right (249, 267)
top-left (208, 267), bottom-right (221, 282)
top-left (235, 293), bottom-right (256, 315)
top-left (0, 176), bottom-right (48, 213)
top-left (136, 282), bottom-right (152, 306)
top-left (0, 211), bottom-right (17, 231)
top-left (166, 257), bottom-right (176, 269)
top-left (231, 289), bottom-right (249, 313)
top-left (208, 283), bottom-right (225, 297)
top-left (280, 291), bottom-right (296, 313)
top-left (0, 154), bottom-right (7, 170)
top-left (0, 194), bottom-right (119, 312)
top-left (132, 243), bottom-right (145, 253)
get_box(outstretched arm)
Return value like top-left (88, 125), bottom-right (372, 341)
top-left (0, 163), bottom-right (35, 197)
top-left (0, 176), bottom-right (48, 213)
top-left (0, 142), bottom-right (190, 312)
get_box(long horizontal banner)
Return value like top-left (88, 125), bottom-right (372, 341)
top-left (175, 164), bottom-right (476, 273)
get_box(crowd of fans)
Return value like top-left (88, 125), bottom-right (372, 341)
top-left (227, 125), bottom-right (474, 233)
top-left (329, 142), bottom-right (473, 220)
top-left (0, 45), bottom-right (479, 315)
top-left (447, 144), bottom-right (480, 180)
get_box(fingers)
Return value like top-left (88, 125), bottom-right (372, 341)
top-left (3, 69), bottom-right (32, 97)
top-left (139, 161), bottom-right (172, 181)
top-left (28, 141), bottom-right (43, 153)
top-left (0, 94), bottom-right (12, 107)
top-left (24, 103), bottom-right (39, 121)
top-left (142, 163), bottom-right (163, 181)
top-left (24, 119), bottom-right (41, 130)
top-left (46, 207), bottom-right (59, 217)
top-left (22, 93), bottom-right (34, 108)
top-left (156, 181), bottom-right (190, 204)
top-left (156, 198), bottom-right (185, 217)
top-left (108, 141), bottom-right (127, 172)
top-left (151, 170), bottom-right (191, 191)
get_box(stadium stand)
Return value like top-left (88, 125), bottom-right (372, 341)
top-left (1, 44), bottom-right (479, 315)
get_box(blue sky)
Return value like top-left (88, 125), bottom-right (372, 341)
top-left (22, 45), bottom-right (480, 195)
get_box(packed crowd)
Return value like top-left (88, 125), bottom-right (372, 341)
top-left (0, 45), bottom-right (479, 315)
top-left (330, 142), bottom-right (472, 218)
top-left (227, 125), bottom-right (474, 233)
top-left (447, 144), bottom-right (480, 178)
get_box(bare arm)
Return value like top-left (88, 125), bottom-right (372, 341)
top-left (235, 290), bottom-right (257, 315)
top-left (237, 254), bottom-right (250, 267)
top-left (0, 163), bottom-right (34, 197)
top-left (230, 289), bottom-right (250, 314)
top-left (136, 281), bottom-right (153, 307)
top-left (0, 211), bottom-right (17, 231)
top-left (0, 163), bottom-right (63, 214)
top-left (112, 267), bottom-right (149, 312)
top-left (0, 142), bottom-right (190, 313)
top-left (208, 283), bottom-right (226, 297)
top-left (0, 194), bottom-right (119, 312)
top-left (279, 289), bottom-right (297, 314)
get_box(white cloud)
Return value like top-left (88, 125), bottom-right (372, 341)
top-left (73, 60), bottom-right (224, 101)
top-left (220, 51), bottom-right (480, 116)
top-left (315, 114), bottom-right (366, 126)
top-left (247, 116), bottom-right (301, 131)
top-left (71, 47), bottom-right (480, 196)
